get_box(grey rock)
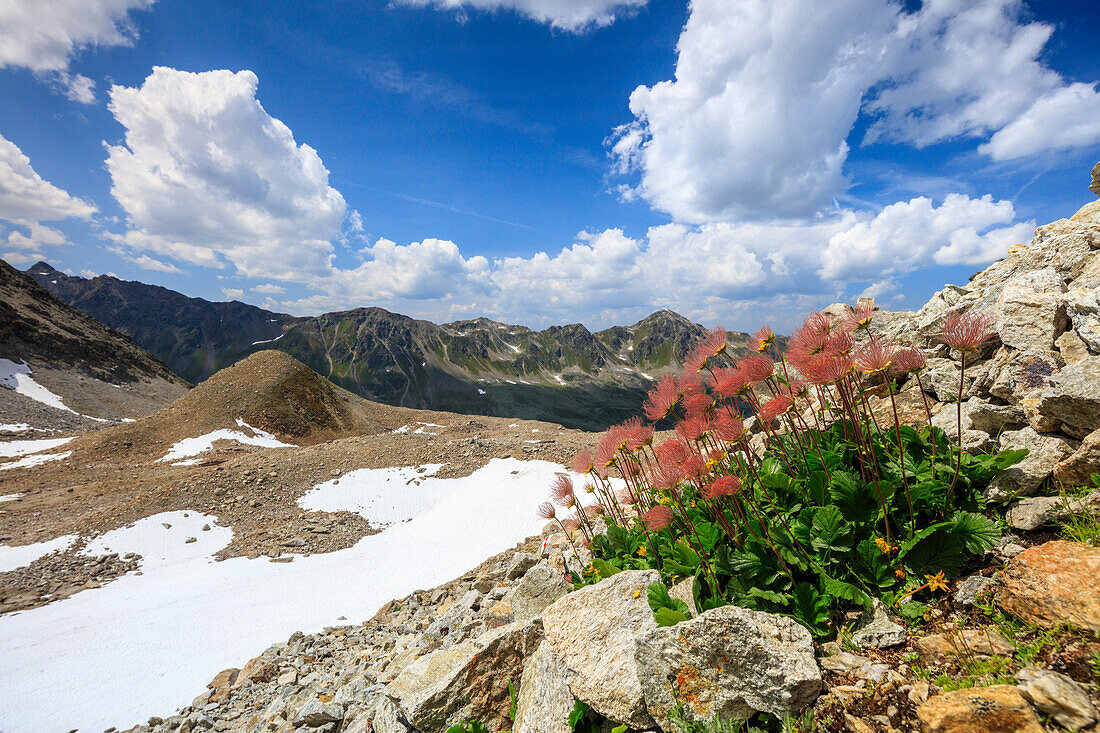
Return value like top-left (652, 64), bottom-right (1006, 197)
top-left (818, 652), bottom-right (890, 682)
top-left (1056, 329), bottom-right (1092, 365)
top-left (634, 604), bottom-right (822, 728)
top-left (850, 600), bottom-right (907, 649)
top-left (1066, 288), bottom-right (1100, 352)
top-left (386, 618), bottom-right (543, 732)
top-left (293, 699), bottom-right (344, 727)
top-left (984, 427), bottom-right (1077, 502)
top-left (1006, 490), bottom-right (1100, 531)
top-left (1091, 160), bottom-right (1100, 198)
top-left (343, 691), bottom-right (413, 733)
top-left (1054, 426), bottom-right (1100, 486)
top-left (510, 564), bottom-right (571, 621)
top-left (514, 640), bottom-right (574, 733)
top-left (506, 552), bottom-right (538, 580)
top-left (669, 577), bottom-right (698, 616)
top-left (990, 349), bottom-right (1061, 406)
top-left (541, 569), bottom-right (660, 727)
top-left (1016, 665), bottom-right (1099, 731)
top-left (995, 267), bottom-right (1067, 352)
top-left (953, 574), bottom-right (994, 607)
top-left (1038, 356), bottom-right (1100, 437)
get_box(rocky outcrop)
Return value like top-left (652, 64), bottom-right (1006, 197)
top-left (540, 569), bottom-right (660, 727)
top-left (634, 605), bottom-right (822, 728)
top-left (996, 540), bottom-right (1100, 632)
top-left (1006, 490), bottom-right (1100, 530)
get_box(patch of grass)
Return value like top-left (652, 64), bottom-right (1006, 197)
top-left (1059, 504), bottom-right (1100, 545)
top-left (932, 655), bottom-right (1015, 692)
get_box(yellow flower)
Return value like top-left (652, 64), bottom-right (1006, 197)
top-left (925, 571), bottom-right (949, 593)
top-left (636, 545), bottom-right (647, 557)
top-left (875, 536), bottom-right (895, 555)
top-left (633, 590), bottom-right (641, 599)
top-left (895, 567), bottom-right (906, 580)
top-left (689, 500), bottom-right (696, 508)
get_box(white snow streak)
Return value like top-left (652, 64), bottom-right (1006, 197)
top-left (158, 419), bottom-right (294, 463)
top-left (0, 451), bottom-right (71, 471)
top-left (0, 534), bottom-right (77, 573)
top-left (0, 359), bottom-right (75, 413)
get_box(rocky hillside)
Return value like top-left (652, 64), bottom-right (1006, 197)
top-left (26, 264), bottom-right (755, 430)
top-left (0, 260), bottom-right (189, 429)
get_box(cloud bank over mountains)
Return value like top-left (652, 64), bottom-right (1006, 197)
top-left (0, 0), bottom-right (1098, 329)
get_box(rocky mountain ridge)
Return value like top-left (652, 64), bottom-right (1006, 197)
top-left (0, 260), bottom-right (189, 429)
top-left (26, 264), bottom-right (755, 430)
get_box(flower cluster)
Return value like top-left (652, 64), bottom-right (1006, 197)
top-left (539, 303), bottom-right (1003, 615)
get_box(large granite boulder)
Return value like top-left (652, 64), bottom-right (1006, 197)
top-left (1016, 666), bottom-right (1098, 732)
top-left (1037, 356), bottom-right (1100, 438)
top-left (994, 267), bottom-right (1067, 352)
top-left (916, 685), bottom-right (1043, 733)
top-left (513, 640), bottom-right (574, 733)
top-left (541, 569), bottom-right (660, 727)
top-left (634, 605), bottom-right (822, 728)
top-left (1054, 427), bottom-right (1100, 486)
top-left (984, 427), bottom-right (1077, 502)
top-left (386, 618), bottom-right (543, 731)
top-left (995, 540), bottom-right (1100, 632)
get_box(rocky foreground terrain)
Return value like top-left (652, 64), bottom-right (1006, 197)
top-left (77, 168), bottom-right (1100, 733)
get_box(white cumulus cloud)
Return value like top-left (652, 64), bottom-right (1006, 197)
top-left (612, 0), bottom-right (1100, 222)
top-left (0, 132), bottom-right (97, 260)
top-left (820, 194), bottom-right (1034, 280)
top-left (0, 0), bottom-right (154, 103)
top-left (395, 0), bottom-right (646, 30)
top-left (105, 67), bottom-right (349, 280)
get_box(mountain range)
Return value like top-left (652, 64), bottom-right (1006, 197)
top-left (26, 262), bottom-right (757, 430)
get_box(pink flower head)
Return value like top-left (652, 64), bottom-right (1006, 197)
top-left (616, 486), bottom-right (638, 505)
top-left (802, 353), bottom-right (855, 386)
top-left (643, 375), bottom-right (681, 422)
top-left (687, 327), bottom-right (728, 371)
top-left (713, 413), bottom-right (745, 442)
top-left (550, 474), bottom-right (576, 508)
top-left (841, 301), bottom-right (876, 332)
top-left (536, 501), bottom-right (556, 520)
top-left (939, 311), bottom-right (997, 352)
top-left (894, 346), bottom-right (927, 373)
top-left (571, 448), bottom-right (595, 475)
top-left (855, 337), bottom-right (898, 374)
top-left (683, 391), bottom-right (715, 417)
top-left (587, 503), bottom-right (605, 516)
top-left (703, 475), bottom-right (742, 499)
top-left (651, 460), bottom-right (685, 490)
top-left (825, 330), bottom-right (854, 356)
top-left (756, 395), bottom-right (793, 423)
top-left (711, 367), bottom-right (745, 399)
top-left (642, 505), bottom-right (674, 531)
top-left (655, 438), bottom-right (692, 466)
top-left (594, 430), bottom-right (620, 469)
top-left (622, 416), bottom-right (655, 450)
top-left (753, 325), bottom-right (776, 353)
top-left (739, 354), bottom-right (776, 385)
top-left (560, 516), bottom-right (581, 533)
top-left (676, 415), bottom-right (711, 443)
top-left (680, 454), bottom-right (707, 480)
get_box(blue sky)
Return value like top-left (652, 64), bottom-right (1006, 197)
top-left (0, 0), bottom-right (1098, 332)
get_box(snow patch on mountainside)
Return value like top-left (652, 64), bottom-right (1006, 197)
top-left (157, 419), bottom-right (295, 463)
top-left (0, 458), bottom-right (577, 733)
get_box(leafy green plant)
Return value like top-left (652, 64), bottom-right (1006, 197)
top-left (447, 722), bottom-right (493, 733)
top-left (543, 307), bottom-right (1025, 638)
